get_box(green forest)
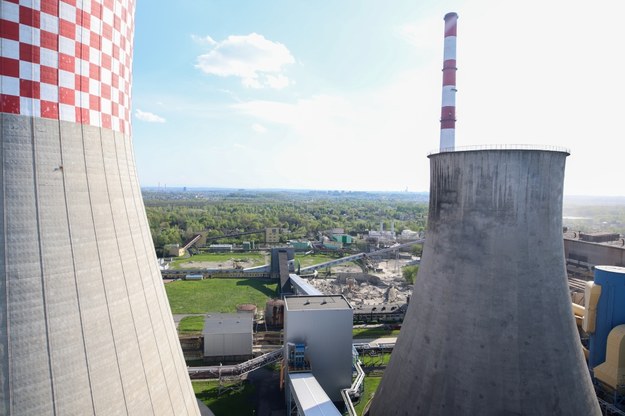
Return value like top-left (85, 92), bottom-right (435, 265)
top-left (143, 189), bottom-right (625, 255)
top-left (144, 189), bottom-right (429, 251)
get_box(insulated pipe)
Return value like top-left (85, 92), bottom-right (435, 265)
top-left (440, 12), bottom-right (458, 151)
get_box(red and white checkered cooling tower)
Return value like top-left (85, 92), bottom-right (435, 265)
top-left (0, 1), bottom-right (199, 414)
top-left (440, 12), bottom-right (457, 151)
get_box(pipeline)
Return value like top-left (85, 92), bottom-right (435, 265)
top-left (342, 359), bottom-right (366, 416)
top-left (187, 348), bottom-right (283, 379)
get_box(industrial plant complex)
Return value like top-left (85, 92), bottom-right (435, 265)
top-left (2, 2), bottom-right (625, 416)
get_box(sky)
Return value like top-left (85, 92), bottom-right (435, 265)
top-left (131, 0), bottom-right (624, 196)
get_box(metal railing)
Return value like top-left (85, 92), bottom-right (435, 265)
top-left (428, 143), bottom-right (571, 156)
top-left (598, 397), bottom-right (625, 416)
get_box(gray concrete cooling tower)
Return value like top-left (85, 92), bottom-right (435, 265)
top-left (0, 1), bottom-right (199, 414)
top-left (368, 148), bottom-right (600, 415)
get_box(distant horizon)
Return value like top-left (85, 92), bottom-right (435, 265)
top-left (140, 186), bottom-right (625, 200)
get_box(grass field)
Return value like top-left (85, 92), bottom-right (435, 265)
top-left (353, 376), bottom-right (382, 415)
top-left (359, 352), bottom-right (392, 367)
top-left (192, 380), bottom-right (255, 416)
top-left (294, 253), bottom-right (359, 268)
top-left (165, 278), bottom-right (278, 313)
top-left (178, 315), bottom-right (204, 333)
top-left (352, 327), bottom-right (400, 339)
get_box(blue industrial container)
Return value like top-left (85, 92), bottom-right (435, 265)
top-left (588, 265), bottom-right (625, 368)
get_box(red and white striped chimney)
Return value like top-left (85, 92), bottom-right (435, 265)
top-left (440, 12), bottom-right (458, 150)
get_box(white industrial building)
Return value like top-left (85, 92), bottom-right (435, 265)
top-left (284, 295), bottom-right (353, 404)
top-left (203, 313), bottom-right (253, 362)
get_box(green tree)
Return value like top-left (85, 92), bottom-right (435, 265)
top-left (403, 265), bottom-right (419, 284)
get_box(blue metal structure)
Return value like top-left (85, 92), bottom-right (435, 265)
top-left (589, 266), bottom-right (625, 369)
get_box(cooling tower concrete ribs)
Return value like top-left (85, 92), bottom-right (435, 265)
top-left (0, 1), bottom-right (200, 414)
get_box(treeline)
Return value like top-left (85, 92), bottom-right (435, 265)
top-left (563, 201), bottom-right (625, 235)
top-left (144, 190), bottom-right (429, 249)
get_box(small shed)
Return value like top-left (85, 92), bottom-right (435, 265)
top-left (203, 313), bottom-right (253, 362)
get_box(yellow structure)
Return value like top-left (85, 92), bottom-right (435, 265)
top-left (583, 281), bottom-right (602, 334)
top-left (594, 325), bottom-right (625, 390)
top-left (164, 244), bottom-right (185, 257)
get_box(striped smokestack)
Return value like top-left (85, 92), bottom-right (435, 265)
top-left (440, 12), bottom-right (458, 151)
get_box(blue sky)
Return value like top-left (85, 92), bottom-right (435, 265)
top-left (131, 0), bottom-right (624, 196)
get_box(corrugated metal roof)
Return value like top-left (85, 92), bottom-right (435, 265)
top-left (288, 373), bottom-right (341, 416)
top-left (203, 313), bottom-right (253, 335)
top-left (285, 295), bottom-right (351, 311)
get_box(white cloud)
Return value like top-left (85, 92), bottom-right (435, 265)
top-left (265, 74), bottom-right (291, 89)
top-left (230, 69), bottom-right (439, 191)
top-left (191, 34), bottom-right (217, 46)
top-left (242, 77), bottom-right (263, 89)
top-left (252, 123), bottom-right (267, 133)
top-left (195, 33), bottom-right (295, 89)
top-left (135, 109), bottom-right (166, 123)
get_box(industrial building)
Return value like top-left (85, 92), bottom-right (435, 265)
top-left (283, 295), bottom-right (353, 404)
top-left (266, 227), bottom-right (282, 243)
top-left (586, 267), bottom-right (625, 373)
top-left (208, 243), bottom-right (234, 252)
top-left (0, 1), bottom-right (199, 414)
top-left (203, 313), bottom-right (253, 363)
top-left (565, 235), bottom-right (625, 272)
top-left (287, 373), bottom-right (342, 416)
top-left (3, 2), bottom-right (623, 414)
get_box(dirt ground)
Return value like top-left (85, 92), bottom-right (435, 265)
top-left (177, 259), bottom-right (258, 269)
top-left (310, 259), bottom-right (414, 305)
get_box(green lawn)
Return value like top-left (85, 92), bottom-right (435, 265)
top-left (170, 252), bottom-right (268, 269)
top-left (165, 278), bottom-right (278, 313)
top-left (178, 315), bottom-right (204, 333)
top-left (359, 352), bottom-right (392, 367)
top-left (193, 380), bottom-right (255, 416)
top-left (352, 327), bottom-right (400, 339)
top-left (353, 376), bottom-right (382, 415)
top-left (294, 253), bottom-right (358, 268)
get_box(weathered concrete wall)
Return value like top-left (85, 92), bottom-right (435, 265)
top-left (0, 115), bottom-right (199, 415)
top-left (369, 150), bottom-right (599, 416)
